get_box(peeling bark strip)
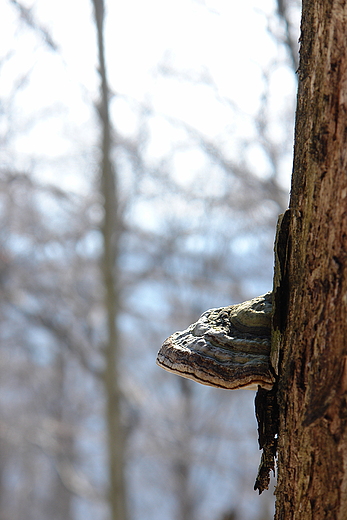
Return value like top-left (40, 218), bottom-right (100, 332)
top-left (275, 0), bottom-right (347, 518)
top-left (254, 386), bottom-right (279, 494)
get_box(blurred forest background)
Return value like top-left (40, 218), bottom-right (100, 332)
top-left (0, 0), bottom-right (300, 519)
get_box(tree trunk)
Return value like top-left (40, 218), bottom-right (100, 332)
top-left (275, 0), bottom-right (347, 518)
top-left (92, 2), bottom-right (128, 519)
top-left (174, 379), bottom-right (195, 520)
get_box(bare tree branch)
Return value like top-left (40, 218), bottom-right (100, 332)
top-left (9, 0), bottom-right (59, 51)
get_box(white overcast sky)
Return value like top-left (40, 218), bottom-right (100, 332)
top-left (0, 0), bottom-right (297, 193)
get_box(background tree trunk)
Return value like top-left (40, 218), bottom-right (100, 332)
top-left (275, 1), bottom-right (347, 518)
top-left (173, 379), bottom-right (195, 520)
top-left (92, 1), bottom-right (128, 519)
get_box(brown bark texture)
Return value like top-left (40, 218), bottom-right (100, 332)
top-left (275, 1), bottom-right (347, 519)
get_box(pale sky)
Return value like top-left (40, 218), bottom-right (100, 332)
top-left (0, 0), bottom-right (296, 193)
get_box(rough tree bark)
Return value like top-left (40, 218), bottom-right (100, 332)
top-left (92, 1), bottom-right (128, 519)
top-left (275, 0), bottom-right (347, 518)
